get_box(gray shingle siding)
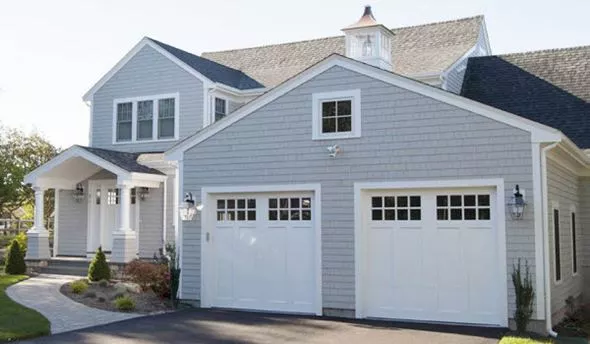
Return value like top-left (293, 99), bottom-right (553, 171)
top-left (138, 183), bottom-right (164, 258)
top-left (445, 27), bottom-right (489, 94)
top-left (92, 45), bottom-right (204, 153)
top-left (580, 177), bottom-right (590, 304)
top-left (57, 186), bottom-right (88, 256)
top-left (546, 157), bottom-right (584, 322)
top-left (180, 66), bottom-right (537, 317)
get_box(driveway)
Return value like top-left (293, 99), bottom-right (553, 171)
top-left (22, 308), bottom-right (505, 344)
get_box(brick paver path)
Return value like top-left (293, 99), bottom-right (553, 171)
top-left (5, 274), bottom-right (141, 334)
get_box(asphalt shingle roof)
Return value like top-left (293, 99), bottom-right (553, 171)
top-left (78, 146), bottom-right (165, 175)
top-left (147, 38), bottom-right (265, 90)
top-left (201, 16), bottom-right (484, 87)
top-left (461, 46), bottom-right (590, 148)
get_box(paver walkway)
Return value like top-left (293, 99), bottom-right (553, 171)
top-left (5, 274), bottom-right (141, 334)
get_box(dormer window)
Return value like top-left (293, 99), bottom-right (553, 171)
top-left (215, 97), bottom-right (227, 122)
top-left (113, 93), bottom-right (179, 144)
top-left (312, 89), bottom-right (361, 140)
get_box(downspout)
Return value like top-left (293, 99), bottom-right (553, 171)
top-left (541, 142), bottom-right (559, 337)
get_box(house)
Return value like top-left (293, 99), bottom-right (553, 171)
top-left (23, 5), bottom-right (589, 333)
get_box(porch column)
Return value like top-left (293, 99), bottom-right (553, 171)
top-left (25, 186), bottom-right (51, 260)
top-left (111, 184), bottom-right (137, 263)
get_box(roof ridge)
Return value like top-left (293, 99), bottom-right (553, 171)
top-left (201, 15), bottom-right (484, 56)
top-left (496, 45), bottom-right (590, 57)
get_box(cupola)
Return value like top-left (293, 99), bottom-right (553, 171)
top-left (342, 5), bottom-right (394, 71)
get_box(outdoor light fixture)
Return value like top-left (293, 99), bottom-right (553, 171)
top-left (179, 192), bottom-right (198, 221)
top-left (508, 184), bottom-right (526, 220)
top-left (138, 187), bottom-right (150, 201)
top-left (327, 144), bottom-right (342, 158)
top-left (72, 183), bottom-right (85, 203)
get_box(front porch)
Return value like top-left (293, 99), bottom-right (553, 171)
top-left (23, 145), bottom-right (173, 264)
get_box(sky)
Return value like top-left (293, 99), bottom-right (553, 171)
top-left (0, 0), bottom-right (588, 149)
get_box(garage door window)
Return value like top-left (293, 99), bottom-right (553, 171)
top-left (217, 198), bottom-right (256, 221)
top-left (436, 194), bottom-right (490, 221)
top-left (371, 196), bottom-right (421, 221)
top-left (269, 197), bottom-right (312, 221)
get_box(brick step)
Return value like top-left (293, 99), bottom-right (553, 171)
top-left (47, 258), bottom-right (91, 268)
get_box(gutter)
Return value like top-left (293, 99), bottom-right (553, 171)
top-left (541, 142), bottom-right (559, 337)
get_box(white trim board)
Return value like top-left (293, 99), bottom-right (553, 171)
top-left (353, 178), bottom-right (508, 327)
top-left (198, 183), bottom-right (322, 316)
top-left (165, 54), bottom-right (561, 160)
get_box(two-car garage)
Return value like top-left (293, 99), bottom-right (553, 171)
top-left (199, 181), bottom-right (507, 327)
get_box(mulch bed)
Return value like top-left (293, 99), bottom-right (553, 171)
top-left (60, 280), bottom-right (173, 314)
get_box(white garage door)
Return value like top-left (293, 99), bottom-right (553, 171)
top-left (210, 192), bottom-right (317, 314)
top-left (364, 188), bottom-right (501, 325)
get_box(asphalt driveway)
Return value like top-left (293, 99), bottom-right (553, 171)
top-left (22, 309), bottom-right (506, 344)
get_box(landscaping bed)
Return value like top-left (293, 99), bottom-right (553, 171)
top-left (60, 279), bottom-right (173, 314)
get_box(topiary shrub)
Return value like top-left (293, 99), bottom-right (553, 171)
top-left (512, 258), bottom-right (535, 333)
top-left (5, 239), bottom-right (26, 275)
top-left (114, 295), bottom-right (135, 311)
top-left (88, 246), bottom-right (111, 282)
top-left (70, 279), bottom-right (89, 294)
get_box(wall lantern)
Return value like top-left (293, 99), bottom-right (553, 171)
top-left (138, 187), bottom-right (150, 201)
top-left (179, 192), bottom-right (203, 221)
top-left (327, 144), bottom-right (342, 158)
top-left (72, 183), bottom-right (85, 203)
top-left (508, 184), bottom-right (526, 220)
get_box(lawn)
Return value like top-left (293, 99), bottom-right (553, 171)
top-left (0, 273), bottom-right (50, 342)
top-left (499, 337), bottom-right (553, 344)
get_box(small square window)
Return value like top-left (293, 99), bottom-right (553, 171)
top-left (280, 210), bottom-right (289, 220)
top-left (248, 210), bottom-right (256, 221)
top-left (372, 209), bottom-right (383, 221)
top-left (437, 196), bottom-right (448, 207)
top-left (410, 196), bottom-right (421, 207)
top-left (464, 195), bottom-right (476, 207)
top-left (451, 208), bottom-right (462, 220)
top-left (313, 90), bottom-right (361, 140)
top-left (269, 198), bottom-right (277, 209)
top-left (397, 209), bottom-right (408, 221)
top-left (437, 208), bottom-right (448, 220)
top-left (280, 198), bottom-right (289, 208)
top-left (410, 209), bottom-right (421, 220)
top-left (248, 199), bottom-right (256, 209)
top-left (217, 200), bottom-right (225, 209)
top-left (464, 208), bottom-right (476, 220)
top-left (384, 209), bottom-right (395, 220)
top-left (227, 200), bottom-right (235, 209)
top-left (384, 196), bottom-right (395, 207)
top-left (450, 195), bottom-right (462, 207)
top-left (290, 210), bottom-right (300, 220)
top-left (302, 210), bottom-right (311, 220)
top-left (237, 211), bottom-right (246, 221)
top-left (302, 198), bottom-right (311, 208)
top-left (397, 196), bottom-right (408, 207)
top-left (478, 195), bottom-right (490, 206)
top-left (237, 199), bottom-right (246, 209)
top-left (269, 210), bottom-right (278, 221)
top-left (290, 198), bottom-right (300, 208)
top-left (372, 197), bottom-right (382, 208)
top-left (478, 208), bottom-right (490, 220)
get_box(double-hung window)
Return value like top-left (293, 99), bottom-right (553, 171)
top-left (312, 89), bottom-right (361, 139)
top-left (214, 97), bottom-right (227, 122)
top-left (114, 93), bottom-right (178, 143)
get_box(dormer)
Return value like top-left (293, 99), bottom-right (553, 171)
top-left (342, 5), bottom-right (394, 71)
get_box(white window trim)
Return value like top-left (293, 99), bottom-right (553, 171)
top-left (213, 96), bottom-right (229, 123)
top-left (570, 205), bottom-right (578, 277)
top-left (312, 89), bottom-right (361, 140)
top-left (552, 201), bottom-right (562, 285)
top-left (112, 93), bottom-right (180, 145)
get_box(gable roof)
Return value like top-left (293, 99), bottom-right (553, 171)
top-left (166, 54), bottom-right (561, 160)
top-left (83, 37), bottom-right (265, 101)
top-left (461, 46), bottom-right (590, 148)
top-left (201, 16), bottom-right (484, 88)
top-left (78, 146), bottom-right (165, 175)
top-left (147, 38), bottom-right (265, 90)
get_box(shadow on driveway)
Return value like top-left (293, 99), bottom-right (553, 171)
top-left (22, 308), bottom-right (507, 344)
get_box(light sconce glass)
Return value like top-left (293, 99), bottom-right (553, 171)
top-left (138, 187), bottom-right (150, 201)
top-left (179, 192), bottom-right (202, 221)
top-left (72, 183), bottom-right (85, 203)
top-left (327, 144), bottom-right (342, 158)
top-left (508, 184), bottom-right (526, 220)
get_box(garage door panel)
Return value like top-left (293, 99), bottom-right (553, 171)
top-left (364, 188), bottom-right (501, 326)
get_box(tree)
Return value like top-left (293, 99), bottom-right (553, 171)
top-left (88, 247), bottom-right (111, 281)
top-left (0, 124), bottom-right (60, 221)
top-left (5, 240), bottom-right (26, 275)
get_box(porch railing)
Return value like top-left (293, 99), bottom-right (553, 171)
top-left (0, 218), bottom-right (54, 235)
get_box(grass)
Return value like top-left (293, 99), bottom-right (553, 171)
top-left (500, 336), bottom-right (554, 344)
top-left (0, 273), bottom-right (51, 341)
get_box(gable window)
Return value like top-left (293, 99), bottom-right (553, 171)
top-left (113, 93), bottom-right (178, 144)
top-left (116, 102), bottom-right (132, 142)
top-left (312, 89), bottom-right (361, 140)
top-left (158, 98), bottom-right (175, 139)
top-left (137, 100), bottom-right (153, 140)
top-left (554, 207), bottom-right (561, 282)
top-left (215, 97), bottom-right (227, 122)
top-left (572, 211), bottom-right (577, 274)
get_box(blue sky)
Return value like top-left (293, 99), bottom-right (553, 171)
top-left (0, 0), bottom-right (588, 148)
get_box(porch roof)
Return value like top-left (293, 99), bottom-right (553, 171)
top-left (24, 145), bottom-right (167, 189)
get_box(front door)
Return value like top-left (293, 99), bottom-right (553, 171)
top-left (88, 181), bottom-right (138, 255)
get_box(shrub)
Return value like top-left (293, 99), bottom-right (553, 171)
top-left (70, 280), bottom-right (89, 294)
top-left (98, 279), bottom-right (109, 288)
top-left (512, 258), bottom-right (535, 333)
top-left (5, 239), bottom-right (26, 275)
top-left (88, 247), bottom-right (111, 282)
top-left (111, 291), bottom-right (126, 300)
top-left (114, 295), bottom-right (136, 311)
top-left (13, 232), bottom-right (27, 254)
top-left (124, 259), bottom-right (168, 296)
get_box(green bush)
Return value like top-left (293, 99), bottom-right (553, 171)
top-left (70, 280), bottom-right (89, 294)
top-left (13, 232), bottom-right (27, 254)
top-left (512, 258), bottom-right (535, 333)
top-left (5, 240), bottom-right (26, 275)
top-left (98, 279), bottom-right (109, 288)
top-left (88, 247), bottom-right (111, 282)
top-left (114, 295), bottom-right (135, 311)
